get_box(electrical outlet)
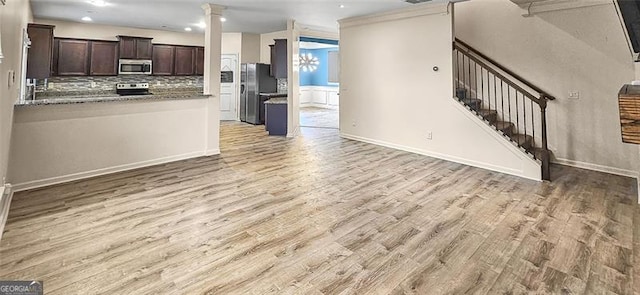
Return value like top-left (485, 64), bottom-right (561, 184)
top-left (352, 120), bottom-right (357, 127)
top-left (568, 91), bottom-right (580, 99)
top-left (90, 81), bottom-right (97, 88)
top-left (426, 132), bottom-right (433, 140)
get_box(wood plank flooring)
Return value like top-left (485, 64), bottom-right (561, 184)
top-left (0, 121), bottom-right (637, 294)
top-left (300, 107), bottom-right (339, 129)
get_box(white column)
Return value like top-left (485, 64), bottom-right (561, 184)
top-left (202, 3), bottom-right (224, 156)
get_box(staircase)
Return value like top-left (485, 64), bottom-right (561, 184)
top-left (453, 38), bottom-right (555, 180)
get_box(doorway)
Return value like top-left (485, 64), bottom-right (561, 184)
top-left (298, 37), bottom-right (339, 129)
top-left (220, 54), bottom-right (239, 121)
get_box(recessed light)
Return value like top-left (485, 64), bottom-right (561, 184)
top-left (196, 22), bottom-right (206, 29)
top-left (339, 4), bottom-right (345, 8)
top-left (184, 27), bottom-right (192, 32)
top-left (220, 17), bottom-right (227, 22)
top-left (88, 0), bottom-right (108, 7)
top-left (81, 16), bottom-right (93, 22)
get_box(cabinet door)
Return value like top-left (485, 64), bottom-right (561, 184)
top-left (136, 38), bottom-right (153, 59)
top-left (174, 46), bottom-right (195, 76)
top-left (56, 39), bottom-right (90, 76)
top-left (269, 44), bottom-right (276, 77)
top-left (152, 45), bottom-right (175, 75)
top-left (274, 39), bottom-right (287, 79)
top-left (195, 47), bottom-right (205, 76)
top-left (90, 41), bottom-right (118, 76)
top-left (26, 24), bottom-right (55, 79)
top-left (118, 37), bottom-right (136, 59)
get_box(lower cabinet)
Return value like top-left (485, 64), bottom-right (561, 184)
top-left (265, 101), bottom-right (288, 136)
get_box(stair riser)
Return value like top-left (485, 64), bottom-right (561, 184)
top-left (483, 113), bottom-right (497, 123)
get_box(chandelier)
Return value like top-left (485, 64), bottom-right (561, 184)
top-left (300, 53), bottom-right (319, 72)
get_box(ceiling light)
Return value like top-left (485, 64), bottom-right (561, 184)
top-left (81, 16), bottom-right (93, 22)
top-left (339, 4), bottom-right (345, 8)
top-left (196, 22), bottom-right (206, 29)
top-left (88, 0), bottom-right (108, 7)
top-left (184, 27), bottom-right (192, 32)
top-left (220, 17), bottom-right (227, 22)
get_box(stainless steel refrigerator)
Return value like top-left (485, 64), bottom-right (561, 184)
top-left (240, 63), bottom-right (277, 125)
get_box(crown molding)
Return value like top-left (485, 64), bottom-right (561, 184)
top-left (201, 3), bottom-right (225, 16)
top-left (339, 2), bottom-right (450, 29)
top-left (514, 0), bottom-right (610, 17)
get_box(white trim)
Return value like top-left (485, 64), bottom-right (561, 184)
top-left (205, 149), bottom-right (221, 156)
top-left (339, 2), bottom-right (450, 29)
top-left (552, 157), bottom-right (640, 179)
top-left (0, 184), bottom-right (13, 242)
top-left (340, 133), bottom-right (541, 182)
top-left (12, 151), bottom-right (206, 192)
top-left (518, 0), bottom-right (610, 16)
top-left (287, 126), bottom-right (300, 138)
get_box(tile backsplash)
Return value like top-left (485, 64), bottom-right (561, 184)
top-left (35, 75), bottom-right (204, 96)
top-left (277, 78), bottom-right (288, 93)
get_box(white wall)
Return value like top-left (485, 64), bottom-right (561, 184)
top-left (339, 3), bottom-right (541, 180)
top-left (241, 33), bottom-right (261, 63)
top-left (9, 100), bottom-right (208, 190)
top-left (455, 0), bottom-right (640, 177)
top-left (34, 19), bottom-right (205, 46)
top-left (1, 0), bottom-right (33, 188)
top-left (260, 30), bottom-right (287, 64)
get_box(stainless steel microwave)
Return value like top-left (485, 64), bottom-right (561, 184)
top-left (118, 59), bottom-right (152, 75)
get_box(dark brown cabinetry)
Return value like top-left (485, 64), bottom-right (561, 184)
top-left (118, 36), bottom-right (153, 59)
top-left (174, 46), bottom-right (195, 76)
top-left (152, 45), bottom-right (175, 75)
top-left (89, 41), bottom-right (118, 76)
top-left (195, 47), bottom-right (205, 76)
top-left (54, 39), bottom-right (90, 76)
top-left (270, 39), bottom-right (287, 79)
top-left (26, 24), bottom-right (55, 79)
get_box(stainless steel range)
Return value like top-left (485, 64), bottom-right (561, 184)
top-left (116, 83), bottom-right (151, 96)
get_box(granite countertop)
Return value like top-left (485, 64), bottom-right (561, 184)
top-left (265, 97), bottom-right (288, 104)
top-left (16, 91), bottom-right (209, 106)
top-left (259, 92), bottom-right (288, 98)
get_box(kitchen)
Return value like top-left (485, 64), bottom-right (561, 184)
top-left (8, 9), bottom-right (289, 189)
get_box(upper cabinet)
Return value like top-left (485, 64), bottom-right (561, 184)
top-left (54, 39), bottom-right (90, 76)
top-left (195, 47), bottom-right (205, 76)
top-left (270, 39), bottom-right (287, 79)
top-left (118, 36), bottom-right (153, 59)
top-left (174, 46), bottom-right (195, 76)
top-left (152, 45), bottom-right (175, 76)
top-left (26, 24), bottom-right (55, 79)
top-left (89, 41), bottom-right (119, 76)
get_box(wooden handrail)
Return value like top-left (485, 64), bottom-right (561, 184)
top-left (454, 38), bottom-right (556, 101)
top-left (454, 43), bottom-right (542, 106)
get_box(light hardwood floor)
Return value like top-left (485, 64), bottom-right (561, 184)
top-left (0, 121), bottom-right (637, 294)
top-left (300, 107), bottom-right (339, 129)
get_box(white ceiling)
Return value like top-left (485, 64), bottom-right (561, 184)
top-left (29, 0), bottom-right (419, 34)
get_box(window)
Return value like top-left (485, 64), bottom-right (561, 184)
top-left (328, 50), bottom-right (339, 83)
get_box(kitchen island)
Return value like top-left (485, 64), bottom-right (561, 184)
top-left (10, 90), bottom-right (212, 190)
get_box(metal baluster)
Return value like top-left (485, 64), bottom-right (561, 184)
top-left (467, 56), bottom-right (471, 98)
top-left (531, 100), bottom-right (536, 159)
top-left (481, 68), bottom-right (485, 111)
top-left (493, 74), bottom-right (497, 116)
top-left (515, 91), bottom-right (520, 142)
top-left (507, 85), bottom-right (512, 132)
top-left (523, 93), bottom-right (527, 149)
top-left (500, 80), bottom-right (505, 127)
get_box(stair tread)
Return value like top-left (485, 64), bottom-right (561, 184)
top-left (478, 109), bottom-right (497, 116)
top-left (511, 133), bottom-right (533, 143)
top-left (494, 121), bottom-right (514, 129)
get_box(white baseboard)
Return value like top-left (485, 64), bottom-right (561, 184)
top-left (287, 126), bottom-right (300, 138)
top-left (205, 149), bottom-right (221, 156)
top-left (12, 151), bottom-right (206, 192)
top-left (340, 133), bottom-right (542, 182)
top-left (0, 184), bottom-right (14, 242)
top-left (552, 158), bottom-right (640, 179)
